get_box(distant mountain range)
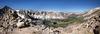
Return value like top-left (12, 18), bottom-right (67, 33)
top-left (0, 6), bottom-right (79, 20)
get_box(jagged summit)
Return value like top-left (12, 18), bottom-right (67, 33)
top-left (0, 6), bottom-right (14, 14)
top-left (2, 6), bottom-right (12, 10)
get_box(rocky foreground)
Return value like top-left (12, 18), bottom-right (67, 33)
top-left (0, 6), bottom-right (100, 34)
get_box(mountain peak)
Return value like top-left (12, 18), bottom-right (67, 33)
top-left (2, 5), bottom-right (12, 10)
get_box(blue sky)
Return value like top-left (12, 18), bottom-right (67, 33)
top-left (0, 0), bottom-right (100, 13)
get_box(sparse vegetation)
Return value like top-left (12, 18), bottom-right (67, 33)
top-left (43, 16), bottom-right (84, 28)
